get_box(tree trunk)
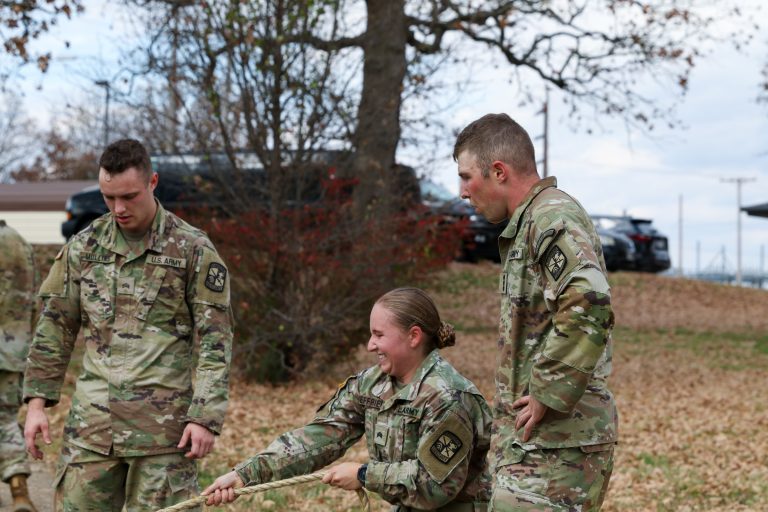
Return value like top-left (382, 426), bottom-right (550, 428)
top-left (352, 0), bottom-right (408, 216)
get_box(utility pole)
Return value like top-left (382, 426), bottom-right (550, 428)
top-left (696, 240), bottom-right (701, 276)
top-left (678, 194), bottom-right (683, 277)
top-left (721, 177), bottom-right (756, 286)
top-left (536, 89), bottom-right (550, 177)
top-left (94, 80), bottom-right (110, 148)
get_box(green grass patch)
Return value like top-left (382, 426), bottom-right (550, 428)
top-left (429, 267), bottom-right (499, 295)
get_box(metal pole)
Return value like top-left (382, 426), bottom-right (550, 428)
top-left (94, 80), bottom-right (110, 147)
top-left (721, 177), bottom-right (756, 286)
top-left (542, 89), bottom-right (549, 178)
top-left (696, 240), bottom-right (700, 276)
top-left (678, 194), bottom-right (683, 277)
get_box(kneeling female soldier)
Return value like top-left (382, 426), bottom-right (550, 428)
top-left (203, 287), bottom-right (492, 511)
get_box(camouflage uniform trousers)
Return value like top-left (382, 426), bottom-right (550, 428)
top-left (54, 443), bottom-right (201, 512)
top-left (489, 444), bottom-right (614, 512)
top-left (0, 371), bottom-right (30, 483)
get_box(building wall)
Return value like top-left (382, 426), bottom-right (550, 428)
top-left (0, 212), bottom-right (67, 245)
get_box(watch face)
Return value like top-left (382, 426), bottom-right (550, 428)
top-left (357, 464), bottom-right (368, 484)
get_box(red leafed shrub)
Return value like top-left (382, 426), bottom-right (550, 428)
top-left (185, 174), bottom-right (464, 382)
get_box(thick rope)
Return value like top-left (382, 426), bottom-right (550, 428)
top-left (155, 470), bottom-right (371, 512)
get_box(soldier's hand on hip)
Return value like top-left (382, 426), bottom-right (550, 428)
top-left (178, 422), bottom-right (215, 459)
top-left (512, 395), bottom-right (548, 443)
top-left (24, 398), bottom-right (52, 460)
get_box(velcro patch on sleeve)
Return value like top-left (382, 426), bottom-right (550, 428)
top-left (192, 247), bottom-right (230, 307)
top-left (542, 232), bottom-right (582, 290)
top-left (417, 410), bottom-right (472, 483)
top-left (39, 246), bottom-right (68, 297)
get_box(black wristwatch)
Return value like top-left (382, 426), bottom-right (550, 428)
top-left (357, 463), bottom-right (368, 486)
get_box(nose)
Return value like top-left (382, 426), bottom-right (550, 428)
top-left (114, 199), bottom-right (127, 214)
top-left (460, 185), bottom-right (470, 200)
top-left (367, 336), bottom-right (376, 352)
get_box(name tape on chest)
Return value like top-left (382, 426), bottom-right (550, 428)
top-left (394, 405), bottom-right (423, 418)
top-left (507, 249), bottom-right (523, 260)
top-left (357, 395), bottom-right (384, 410)
top-left (148, 255), bottom-right (187, 269)
top-left (81, 252), bottom-right (115, 264)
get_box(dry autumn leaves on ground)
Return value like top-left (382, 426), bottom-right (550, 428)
top-left (34, 258), bottom-right (768, 511)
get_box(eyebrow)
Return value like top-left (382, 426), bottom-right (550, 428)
top-left (102, 191), bottom-right (141, 199)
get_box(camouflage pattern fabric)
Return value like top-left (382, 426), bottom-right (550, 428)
top-left (23, 202), bottom-right (234, 458)
top-left (54, 442), bottom-right (200, 512)
top-left (0, 221), bottom-right (35, 482)
top-left (489, 444), bottom-right (614, 511)
top-left (492, 177), bottom-right (617, 508)
top-left (0, 371), bottom-right (29, 482)
top-left (0, 220), bottom-right (37, 373)
top-left (235, 350), bottom-right (493, 511)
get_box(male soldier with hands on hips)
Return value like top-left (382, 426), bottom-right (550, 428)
top-left (23, 139), bottom-right (234, 510)
top-left (454, 114), bottom-right (618, 511)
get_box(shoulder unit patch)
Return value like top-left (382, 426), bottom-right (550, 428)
top-left (205, 262), bottom-right (227, 292)
top-left (417, 411), bottom-right (472, 483)
top-left (545, 245), bottom-right (567, 281)
top-left (430, 430), bottom-right (463, 464)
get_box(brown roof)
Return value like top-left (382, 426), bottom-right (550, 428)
top-left (0, 181), bottom-right (97, 211)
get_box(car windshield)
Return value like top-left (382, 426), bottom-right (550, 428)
top-left (592, 217), bottom-right (634, 232)
top-left (632, 221), bottom-right (656, 235)
top-left (420, 179), bottom-right (455, 203)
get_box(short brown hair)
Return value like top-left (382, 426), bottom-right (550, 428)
top-left (453, 113), bottom-right (537, 178)
top-left (99, 139), bottom-right (152, 180)
top-left (375, 287), bottom-right (456, 351)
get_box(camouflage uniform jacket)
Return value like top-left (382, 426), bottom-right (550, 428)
top-left (493, 176), bottom-right (618, 463)
top-left (23, 203), bottom-right (233, 457)
top-left (0, 220), bottom-right (37, 372)
top-left (235, 350), bottom-right (493, 510)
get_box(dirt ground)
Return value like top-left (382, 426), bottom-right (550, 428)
top-left (19, 261), bottom-right (768, 511)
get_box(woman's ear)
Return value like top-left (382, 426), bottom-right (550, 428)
top-left (408, 325), bottom-right (424, 348)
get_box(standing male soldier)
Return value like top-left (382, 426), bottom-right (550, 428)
top-left (454, 114), bottom-right (618, 511)
top-left (0, 221), bottom-right (38, 512)
top-left (23, 139), bottom-right (234, 510)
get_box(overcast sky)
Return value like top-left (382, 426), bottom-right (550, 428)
top-left (10, 1), bottom-right (768, 274)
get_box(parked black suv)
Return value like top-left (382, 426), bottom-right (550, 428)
top-left (597, 228), bottom-right (637, 271)
top-left (591, 215), bottom-right (670, 272)
top-left (420, 180), bottom-right (506, 262)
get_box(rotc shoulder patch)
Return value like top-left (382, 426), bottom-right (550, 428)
top-left (430, 430), bottom-right (462, 463)
top-left (192, 247), bottom-right (230, 307)
top-left (205, 262), bottom-right (227, 292)
top-left (545, 245), bottom-right (567, 281)
top-left (418, 411), bottom-right (472, 483)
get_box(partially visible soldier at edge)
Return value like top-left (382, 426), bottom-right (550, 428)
top-left (22, 139), bottom-right (234, 510)
top-left (0, 221), bottom-right (39, 512)
top-left (454, 113), bottom-right (618, 511)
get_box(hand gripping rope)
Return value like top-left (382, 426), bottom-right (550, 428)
top-left (155, 470), bottom-right (371, 511)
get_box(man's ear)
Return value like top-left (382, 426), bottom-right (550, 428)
top-left (149, 172), bottom-right (159, 191)
top-left (491, 160), bottom-right (510, 183)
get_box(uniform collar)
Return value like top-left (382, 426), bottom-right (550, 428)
top-left (102, 200), bottom-right (168, 256)
top-left (381, 349), bottom-right (441, 407)
top-left (500, 176), bottom-right (558, 239)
